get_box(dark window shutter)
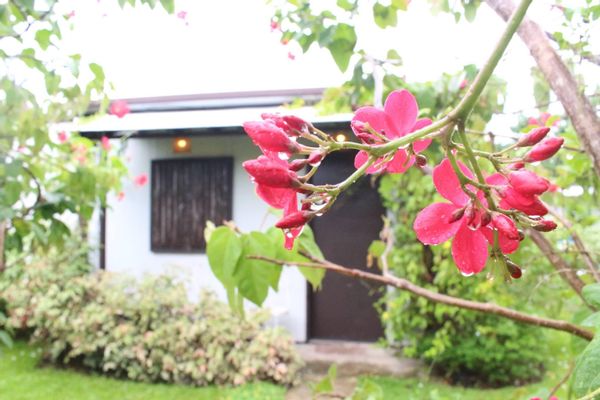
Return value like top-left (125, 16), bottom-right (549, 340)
top-left (151, 157), bottom-right (233, 252)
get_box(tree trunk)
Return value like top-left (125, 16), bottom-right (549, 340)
top-left (485, 0), bottom-right (600, 177)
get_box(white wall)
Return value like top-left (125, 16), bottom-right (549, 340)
top-left (103, 134), bottom-right (307, 342)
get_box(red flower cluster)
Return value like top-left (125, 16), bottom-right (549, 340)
top-left (352, 89), bottom-right (432, 174)
top-left (109, 100), bottom-right (130, 119)
top-left (242, 114), bottom-right (315, 249)
top-left (414, 159), bottom-right (521, 275)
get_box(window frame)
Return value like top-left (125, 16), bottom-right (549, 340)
top-left (149, 156), bottom-right (233, 254)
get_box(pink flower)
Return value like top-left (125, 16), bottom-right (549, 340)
top-left (459, 79), bottom-right (469, 90)
top-left (134, 173), bottom-right (148, 187)
top-left (243, 121), bottom-right (300, 154)
top-left (260, 113), bottom-right (308, 136)
top-left (287, 52), bottom-right (296, 60)
top-left (270, 20), bottom-right (280, 32)
top-left (58, 131), bottom-right (69, 143)
top-left (177, 10), bottom-right (187, 20)
top-left (413, 159), bottom-right (520, 275)
top-left (529, 112), bottom-right (558, 127)
top-left (352, 89), bottom-right (432, 174)
top-left (109, 100), bottom-right (130, 118)
top-left (524, 137), bottom-right (564, 162)
top-left (487, 172), bottom-right (548, 216)
top-left (101, 136), bottom-right (111, 151)
top-left (117, 191), bottom-right (125, 201)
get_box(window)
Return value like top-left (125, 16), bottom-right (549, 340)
top-left (151, 157), bottom-right (233, 252)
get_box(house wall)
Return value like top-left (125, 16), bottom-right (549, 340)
top-left (103, 134), bottom-right (308, 342)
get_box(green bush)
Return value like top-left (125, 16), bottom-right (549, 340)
top-left (378, 169), bottom-right (548, 387)
top-left (1, 251), bottom-right (302, 387)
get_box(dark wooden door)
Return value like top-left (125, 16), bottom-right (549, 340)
top-left (308, 151), bottom-right (385, 342)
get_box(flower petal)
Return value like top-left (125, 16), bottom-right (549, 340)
top-left (410, 118), bottom-right (433, 153)
top-left (354, 151), bottom-right (386, 174)
top-left (352, 106), bottom-right (387, 135)
top-left (414, 202), bottom-right (462, 245)
top-left (433, 158), bottom-right (474, 207)
top-left (486, 173), bottom-right (508, 186)
top-left (386, 150), bottom-right (415, 174)
top-left (481, 227), bottom-right (520, 254)
top-left (452, 223), bottom-right (488, 275)
top-left (256, 185), bottom-right (296, 209)
top-left (384, 90), bottom-right (418, 138)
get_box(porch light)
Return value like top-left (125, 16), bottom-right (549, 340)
top-left (335, 133), bottom-right (347, 143)
top-left (173, 137), bottom-right (191, 153)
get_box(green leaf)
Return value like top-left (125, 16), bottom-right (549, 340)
top-left (35, 29), bottom-right (52, 50)
top-left (328, 23), bottom-right (356, 72)
top-left (463, 2), bottom-right (477, 22)
top-left (89, 63), bottom-right (105, 83)
top-left (572, 337), bottom-right (600, 398)
top-left (2, 181), bottom-right (21, 205)
top-left (373, 3), bottom-right (397, 29)
top-left (159, 0), bottom-right (175, 13)
top-left (581, 312), bottom-right (600, 328)
top-left (386, 49), bottom-right (402, 61)
top-left (206, 226), bottom-right (243, 288)
top-left (337, 0), bottom-right (355, 11)
top-left (235, 232), bottom-right (280, 306)
top-left (297, 227), bottom-right (326, 288)
top-left (391, 0), bottom-right (409, 11)
top-left (0, 331), bottom-right (12, 348)
top-left (312, 364), bottom-right (337, 394)
top-left (351, 378), bottom-right (384, 400)
top-left (368, 240), bottom-right (386, 258)
top-left (583, 284), bottom-right (600, 308)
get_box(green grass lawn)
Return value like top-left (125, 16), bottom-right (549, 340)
top-left (1, 341), bottom-right (568, 400)
top-left (0, 342), bottom-right (285, 400)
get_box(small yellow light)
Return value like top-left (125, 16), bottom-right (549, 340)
top-left (172, 137), bottom-right (191, 153)
top-left (335, 133), bottom-right (347, 143)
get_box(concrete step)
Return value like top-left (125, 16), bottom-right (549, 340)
top-left (296, 339), bottom-right (420, 378)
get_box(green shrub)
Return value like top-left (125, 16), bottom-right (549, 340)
top-left (1, 253), bottom-right (302, 387)
top-left (378, 169), bottom-right (549, 387)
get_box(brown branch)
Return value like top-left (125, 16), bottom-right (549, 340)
top-left (249, 254), bottom-right (594, 341)
top-left (547, 206), bottom-right (600, 282)
top-left (527, 229), bottom-right (591, 309)
top-left (485, 0), bottom-right (600, 177)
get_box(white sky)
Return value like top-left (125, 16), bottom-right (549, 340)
top-left (47, 0), bottom-right (597, 122)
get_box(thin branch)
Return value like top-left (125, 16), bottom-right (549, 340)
top-left (249, 254), bottom-right (594, 341)
top-left (547, 363), bottom-right (573, 400)
top-left (547, 206), bottom-right (600, 282)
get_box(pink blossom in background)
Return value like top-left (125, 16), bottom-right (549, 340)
top-left (270, 20), bottom-right (280, 32)
top-left (177, 10), bottom-right (187, 20)
top-left (109, 100), bottom-right (130, 118)
top-left (101, 136), bottom-right (111, 151)
top-left (287, 52), bottom-right (295, 60)
top-left (117, 191), bottom-right (125, 201)
top-left (134, 173), bottom-right (148, 187)
top-left (58, 131), bottom-right (68, 143)
top-left (66, 10), bottom-right (75, 19)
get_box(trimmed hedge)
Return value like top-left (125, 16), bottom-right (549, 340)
top-left (1, 258), bottom-right (302, 386)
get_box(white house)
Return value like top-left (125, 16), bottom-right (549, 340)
top-left (80, 89), bottom-right (386, 343)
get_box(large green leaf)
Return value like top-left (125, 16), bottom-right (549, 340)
top-left (583, 284), bottom-right (600, 309)
top-left (206, 226), bottom-right (243, 288)
top-left (235, 232), bottom-right (281, 306)
top-left (328, 23), bottom-right (356, 72)
top-left (573, 337), bottom-right (600, 398)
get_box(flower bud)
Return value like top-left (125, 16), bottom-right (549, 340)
top-left (351, 120), bottom-right (376, 143)
top-left (491, 213), bottom-right (520, 240)
top-left (524, 137), bottom-right (564, 162)
top-left (275, 211), bottom-right (311, 229)
top-left (532, 219), bottom-right (557, 232)
top-left (415, 154), bottom-right (427, 167)
top-left (243, 121), bottom-right (300, 153)
top-left (282, 115), bottom-right (308, 133)
top-left (509, 162), bottom-right (525, 170)
top-left (508, 170), bottom-right (549, 196)
top-left (448, 207), bottom-right (466, 224)
top-left (465, 204), bottom-right (481, 230)
top-left (243, 156), bottom-right (300, 188)
top-left (505, 259), bottom-right (522, 279)
top-left (307, 150), bottom-right (325, 165)
top-left (516, 127), bottom-right (550, 147)
top-left (288, 159), bottom-right (308, 172)
top-left (480, 211), bottom-right (492, 227)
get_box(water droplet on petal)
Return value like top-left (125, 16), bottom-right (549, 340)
top-left (285, 231), bottom-right (293, 238)
top-left (309, 160), bottom-right (321, 167)
top-left (461, 271), bottom-right (474, 277)
top-left (278, 152), bottom-right (290, 160)
top-left (315, 213), bottom-right (323, 217)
